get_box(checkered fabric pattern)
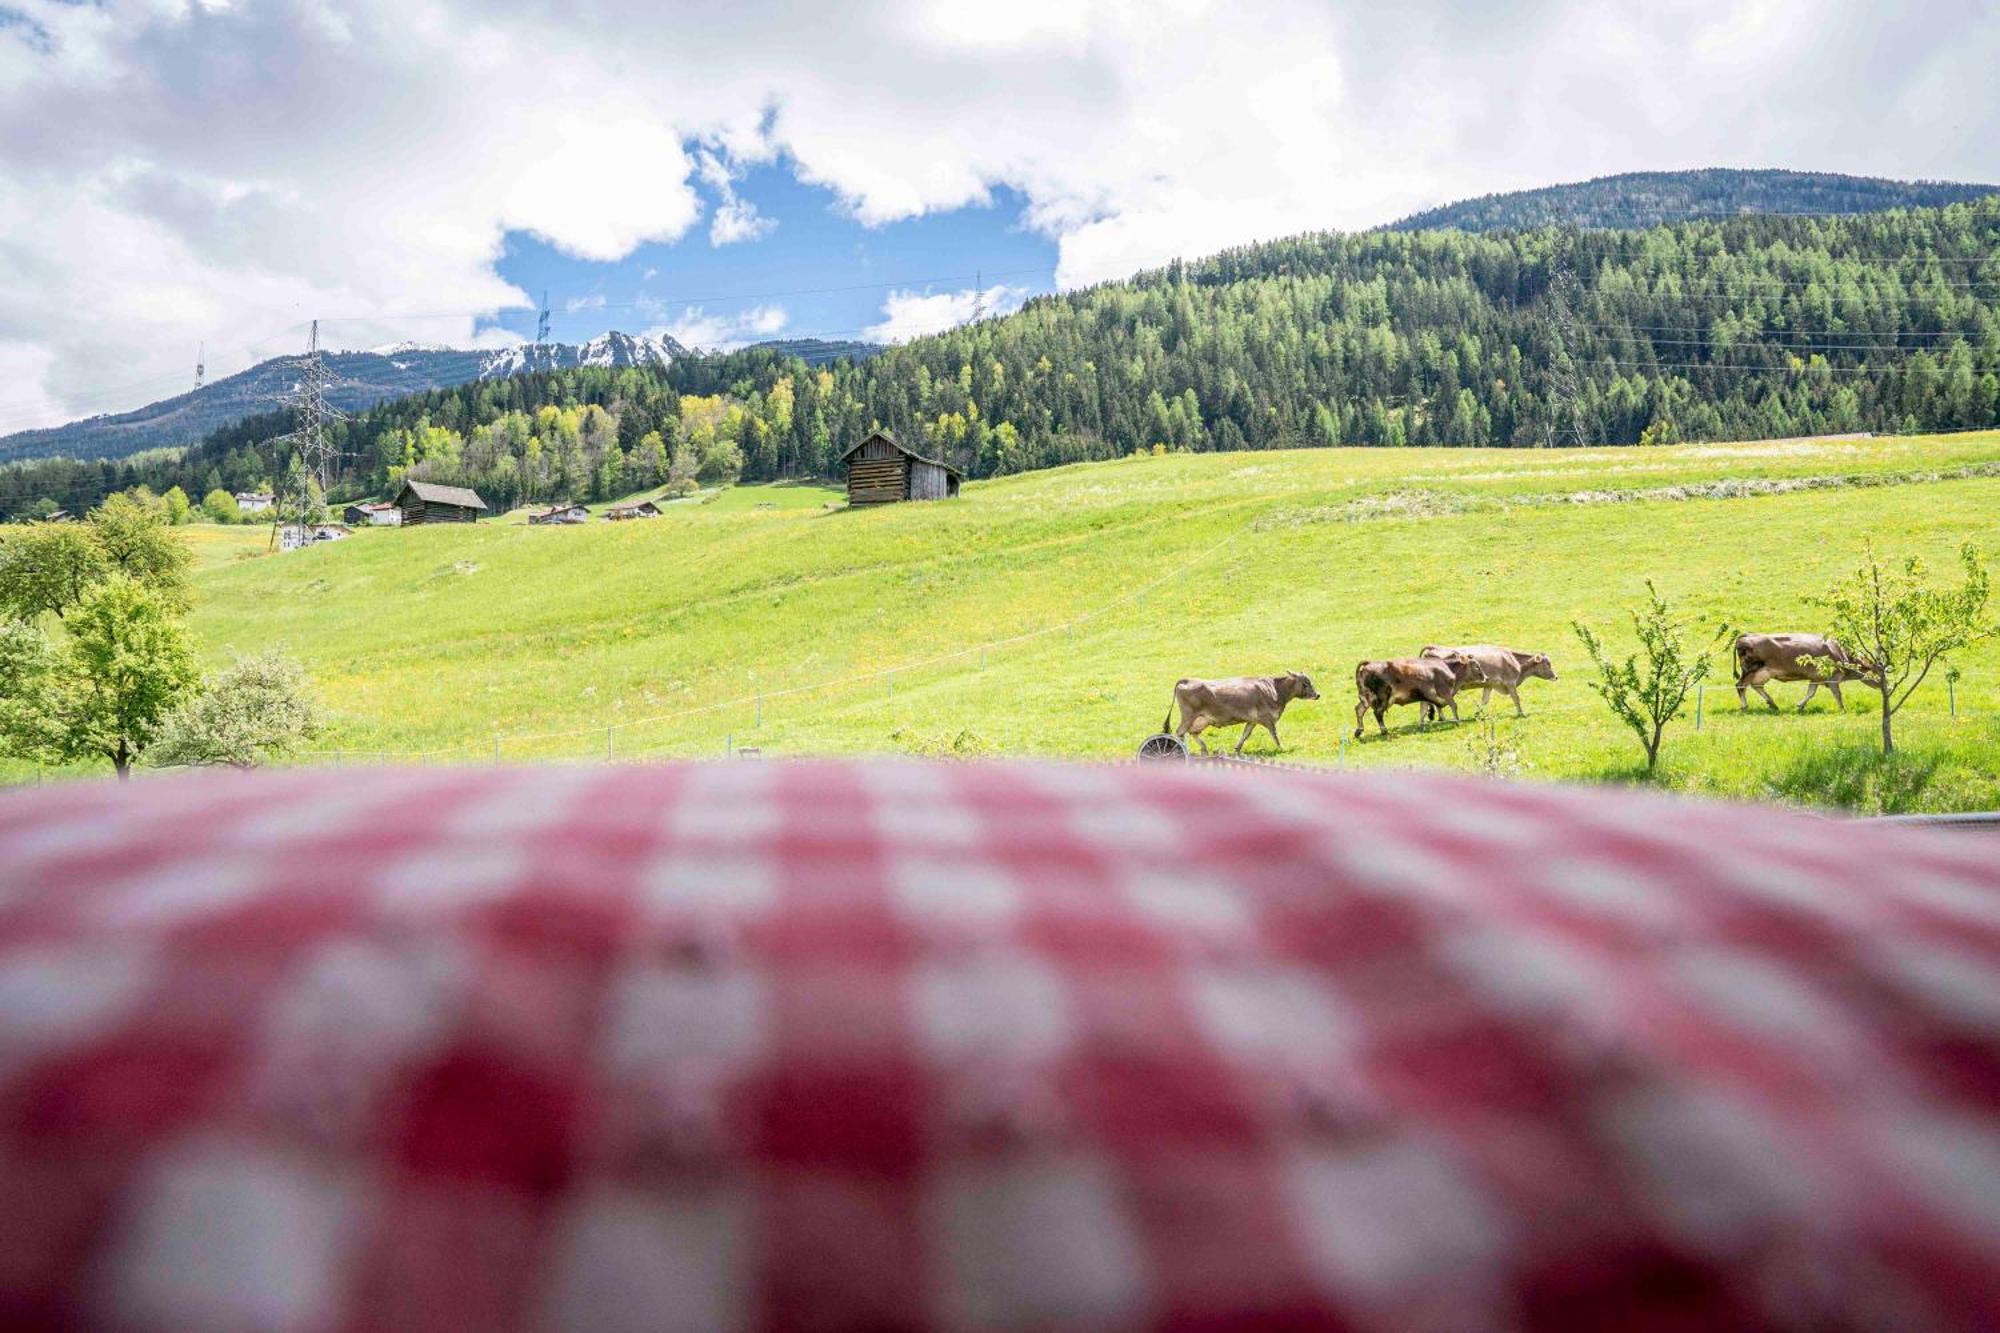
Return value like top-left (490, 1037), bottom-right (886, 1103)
top-left (0, 761), bottom-right (1995, 1332)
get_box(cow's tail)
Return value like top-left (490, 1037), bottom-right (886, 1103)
top-left (1732, 635), bottom-right (1753, 680)
top-left (1162, 681), bottom-right (1184, 735)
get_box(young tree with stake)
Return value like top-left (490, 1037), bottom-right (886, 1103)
top-left (1811, 542), bottom-right (1994, 755)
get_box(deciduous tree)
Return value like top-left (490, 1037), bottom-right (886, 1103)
top-left (1812, 542), bottom-right (1995, 754)
top-left (1574, 583), bottom-right (1721, 772)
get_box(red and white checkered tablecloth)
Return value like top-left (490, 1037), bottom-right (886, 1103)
top-left (0, 760), bottom-right (1995, 1332)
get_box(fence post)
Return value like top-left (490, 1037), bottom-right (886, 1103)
top-left (493, 735), bottom-right (501, 763)
top-left (756, 690), bottom-right (763, 728)
top-left (1337, 730), bottom-right (1346, 768)
top-left (726, 732), bottom-right (733, 758)
top-left (1695, 684), bottom-right (1704, 731)
top-left (1949, 677), bottom-right (1956, 718)
top-left (607, 726), bottom-right (615, 761)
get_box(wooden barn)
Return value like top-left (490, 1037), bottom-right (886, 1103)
top-left (604, 500), bottom-right (663, 521)
top-left (394, 480), bottom-right (489, 525)
top-left (841, 431), bottom-right (962, 506)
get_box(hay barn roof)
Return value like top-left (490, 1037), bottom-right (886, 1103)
top-left (838, 430), bottom-right (963, 477)
top-left (399, 480), bottom-right (490, 510)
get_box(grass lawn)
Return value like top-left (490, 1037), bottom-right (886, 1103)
top-left (17, 441), bottom-right (2000, 810)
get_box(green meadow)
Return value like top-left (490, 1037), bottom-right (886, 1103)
top-left (32, 433), bottom-right (2000, 810)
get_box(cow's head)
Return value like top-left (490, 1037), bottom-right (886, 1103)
top-left (1284, 671), bottom-right (1320, 702)
top-left (1523, 652), bottom-right (1557, 682)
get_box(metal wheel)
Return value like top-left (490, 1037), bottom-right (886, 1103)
top-left (1136, 733), bottom-right (1190, 763)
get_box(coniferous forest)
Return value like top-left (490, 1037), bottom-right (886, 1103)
top-left (4, 201), bottom-right (1997, 518)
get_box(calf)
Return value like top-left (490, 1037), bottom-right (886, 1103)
top-left (1734, 633), bottom-right (1873, 712)
top-left (1163, 673), bottom-right (1320, 754)
top-left (1354, 655), bottom-right (1479, 738)
top-left (1420, 644), bottom-right (1557, 717)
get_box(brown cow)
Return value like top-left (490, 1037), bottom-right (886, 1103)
top-left (1420, 644), bottom-right (1557, 717)
top-left (1353, 655), bottom-right (1479, 738)
top-left (1163, 673), bottom-right (1320, 754)
top-left (1734, 633), bottom-right (1873, 712)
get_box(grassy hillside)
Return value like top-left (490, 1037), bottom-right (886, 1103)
top-left (166, 432), bottom-right (2000, 813)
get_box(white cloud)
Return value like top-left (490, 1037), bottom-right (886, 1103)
top-left (865, 284), bottom-right (1026, 343)
top-left (564, 294), bottom-right (607, 313)
top-left (697, 147), bottom-right (777, 246)
top-left (710, 197), bottom-right (776, 246)
top-left (2, 0), bottom-right (1997, 430)
top-left (651, 303), bottom-right (789, 351)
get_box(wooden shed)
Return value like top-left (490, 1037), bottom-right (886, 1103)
top-left (841, 431), bottom-right (962, 506)
top-left (604, 500), bottom-right (663, 521)
top-left (395, 480), bottom-right (489, 525)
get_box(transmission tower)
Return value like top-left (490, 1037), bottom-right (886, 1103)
top-left (537, 289), bottom-right (551, 346)
top-left (269, 320), bottom-right (346, 550)
top-left (1542, 236), bottom-right (1591, 449)
top-left (195, 342), bottom-right (205, 392)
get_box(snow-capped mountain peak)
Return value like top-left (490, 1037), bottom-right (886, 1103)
top-left (475, 331), bottom-right (687, 380)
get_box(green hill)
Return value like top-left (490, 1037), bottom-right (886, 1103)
top-left (1386, 169), bottom-right (1998, 233)
top-left (10, 199), bottom-right (1999, 520)
top-left (167, 431), bottom-right (2000, 812)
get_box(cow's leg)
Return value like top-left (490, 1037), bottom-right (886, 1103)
top-left (1798, 680), bottom-right (1820, 712)
top-left (1263, 720), bottom-right (1281, 751)
top-left (1508, 684), bottom-right (1525, 718)
top-left (1375, 703), bottom-right (1389, 736)
top-left (1828, 680), bottom-right (1846, 710)
top-left (1354, 697), bottom-right (1369, 740)
top-left (1188, 718), bottom-right (1210, 754)
top-left (1447, 693), bottom-right (1461, 723)
top-left (1752, 678), bottom-right (1780, 712)
top-left (1234, 722), bottom-right (1255, 755)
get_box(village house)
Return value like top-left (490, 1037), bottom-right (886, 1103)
top-left (235, 491), bottom-right (275, 514)
top-left (528, 503), bottom-right (591, 526)
top-left (394, 480), bottom-right (489, 525)
top-left (604, 500), bottom-right (663, 521)
top-left (343, 501), bottom-right (404, 527)
top-left (841, 431), bottom-right (962, 506)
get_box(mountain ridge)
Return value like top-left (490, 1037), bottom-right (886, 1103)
top-left (1386, 167), bottom-right (1997, 234)
top-left (0, 331), bottom-right (693, 465)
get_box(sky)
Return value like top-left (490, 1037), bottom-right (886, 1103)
top-left (1, 0), bottom-right (1996, 434)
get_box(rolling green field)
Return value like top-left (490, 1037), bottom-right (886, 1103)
top-left (32, 433), bottom-right (2000, 810)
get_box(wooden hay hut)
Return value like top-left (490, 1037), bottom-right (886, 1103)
top-left (395, 480), bottom-right (489, 525)
top-left (841, 431), bottom-right (961, 507)
top-left (528, 503), bottom-right (590, 526)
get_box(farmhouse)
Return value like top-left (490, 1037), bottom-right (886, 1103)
top-left (235, 491), bottom-right (275, 514)
top-left (529, 503), bottom-right (591, 525)
top-left (604, 500), bottom-right (662, 521)
top-left (841, 431), bottom-right (962, 506)
top-left (394, 480), bottom-right (489, 525)
top-left (343, 501), bottom-right (403, 526)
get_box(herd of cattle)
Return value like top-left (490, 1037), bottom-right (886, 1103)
top-left (1160, 633), bottom-right (1868, 754)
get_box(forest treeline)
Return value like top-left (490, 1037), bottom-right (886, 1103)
top-left (4, 201), bottom-right (1998, 518)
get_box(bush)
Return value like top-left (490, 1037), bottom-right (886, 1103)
top-left (151, 651), bottom-right (321, 770)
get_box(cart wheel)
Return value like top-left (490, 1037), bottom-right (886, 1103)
top-left (1136, 733), bottom-right (1190, 763)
